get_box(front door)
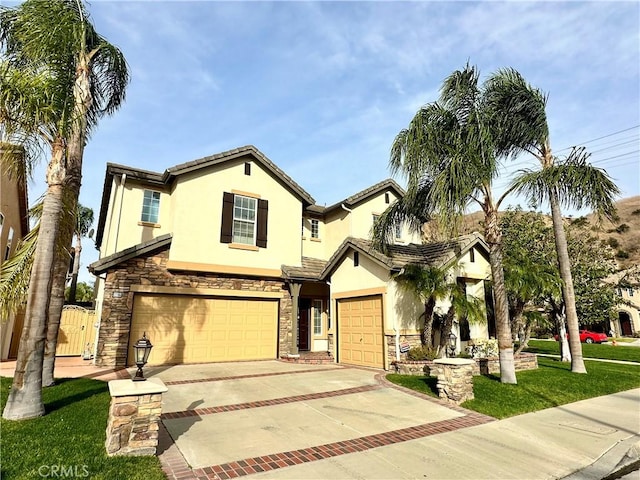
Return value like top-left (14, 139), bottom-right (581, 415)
top-left (620, 312), bottom-right (633, 336)
top-left (298, 299), bottom-right (310, 350)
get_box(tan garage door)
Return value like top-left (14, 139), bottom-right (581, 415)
top-left (128, 294), bottom-right (278, 366)
top-left (338, 295), bottom-right (384, 368)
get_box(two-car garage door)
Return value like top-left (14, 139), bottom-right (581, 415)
top-left (128, 294), bottom-right (278, 366)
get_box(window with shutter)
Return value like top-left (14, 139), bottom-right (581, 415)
top-left (220, 192), bottom-right (268, 248)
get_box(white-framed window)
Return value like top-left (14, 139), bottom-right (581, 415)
top-left (4, 227), bottom-right (14, 261)
top-left (233, 195), bottom-right (257, 245)
top-left (141, 190), bottom-right (161, 223)
top-left (313, 299), bottom-right (323, 335)
top-left (311, 219), bottom-right (319, 239)
top-left (0, 213), bottom-right (4, 236)
top-left (372, 214), bottom-right (380, 226)
top-left (395, 223), bottom-right (402, 239)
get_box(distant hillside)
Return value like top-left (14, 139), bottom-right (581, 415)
top-left (451, 196), bottom-right (640, 270)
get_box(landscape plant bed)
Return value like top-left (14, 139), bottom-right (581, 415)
top-left (525, 339), bottom-right (640, 363)
top-left (393, 352), bottom-right (537, 376)
top-left (387, 357), bottom-right (640, 419)
top-left (0, 377), bottom-right (165, 480)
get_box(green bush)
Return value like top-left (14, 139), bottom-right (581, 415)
top-left (607, 237), bottom-right (620, 249)
top-left (631, 209), bottom-right (640, 216)
top-left (407, 345), bottom-right (438, 361)
top-left (616, 223), bottom-right (630, 234)
top-left (616, 250), bottom-right (630, 259)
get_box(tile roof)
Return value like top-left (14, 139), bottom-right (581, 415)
top-left (320, 233), bottom-right (488, 279)
top-left (281, 257), bottom-right (328, 281)
top-left (89, 234), bottom-right (173, 274)
top-left (316, 179), bottom-right (406, 214)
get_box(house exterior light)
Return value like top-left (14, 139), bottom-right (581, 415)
top-left (132, 332), bottom-right (153, 381)
top-left (448, 332), bottom-right (457, 358)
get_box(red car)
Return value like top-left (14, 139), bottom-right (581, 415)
top-left (555, 329), bottom-right (609, 344)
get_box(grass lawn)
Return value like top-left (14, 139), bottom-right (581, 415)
top-left (525, 339), bottom-right (640, 363)
top-left (387, 357), bottom-right (640, 419)
top-left (1, 377), bottom-right (166, 480)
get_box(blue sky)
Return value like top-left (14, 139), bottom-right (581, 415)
top-left (22, 1), bottom-right (640, 283)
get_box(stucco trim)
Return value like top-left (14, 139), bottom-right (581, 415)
top-left (166, 260), bottom-right (282, 278)
top-left (332, 287), bottom-right (387, 299)
top-left (130, 285), bottom-right (283, 299)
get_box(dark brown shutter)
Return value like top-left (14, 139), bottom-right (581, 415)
top-left (257, 199), bottom-right (268, 248)
top-left (220, 192), bottom-right (234, 243)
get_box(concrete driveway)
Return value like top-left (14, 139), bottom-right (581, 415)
top-left (147, 361), bottom-right (492, 479)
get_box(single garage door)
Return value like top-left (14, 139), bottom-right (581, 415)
top-left (338, 295), bottom-right (384, 368)
top-left (128, 294), bottom-right (278, 366)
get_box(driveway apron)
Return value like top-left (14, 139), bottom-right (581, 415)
top-left (151, 361), bottom-right (491, 479)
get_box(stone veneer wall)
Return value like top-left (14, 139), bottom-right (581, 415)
top-left (394, 352), bottom-right (538, 376)
top-left (95, 245), bottom-right (292, 367)
top-left (385, 334), bottom-right (422, 367)
top-left (106, 392), bottom-right (163, 456)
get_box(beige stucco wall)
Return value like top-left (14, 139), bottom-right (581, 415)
top-left (616, 287), bottom-right (640, 335)
top-left (1, 171), bottom-right (27, 359)
top-left (168, 160), bottom-right (303, 270)
top-left (301, 216), bottom-right (325, 259)
top-left (310, 190), bottom-right (422, 261)
top-left (100, 176), bottom-right (172, 257)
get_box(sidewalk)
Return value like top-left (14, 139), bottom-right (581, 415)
top-left (0, 356), bottom-right (129, 382)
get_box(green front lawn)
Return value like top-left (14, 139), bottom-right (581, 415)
top-left (526, 339), bottom-right (640, 363)
top-left (1, 377), bottom-right (166, 480)
top-left (387, 357), bottom-right (640, 419)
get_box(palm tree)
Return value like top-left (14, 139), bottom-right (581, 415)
top-left (394, 264), bottom-right (451, 348)
top-left (68, 205), bottom-right (94, 304)
top-left (375, 65), bottom-right (521, 383)
top-left (1, 0), bottom-right (128, 420)
top-left (484, 68), bottom-right (620, 373)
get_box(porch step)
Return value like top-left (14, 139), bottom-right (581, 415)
top-left (280, 351), bottom-right (335, 365)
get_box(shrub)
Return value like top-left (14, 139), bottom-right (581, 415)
top-left (632, 209), bottom-right (640, 216)
top-left (407, 345), bottom-right (439, 361)
top-left (607, 237), bottom-right (620, 249)
top-left (616, 250), bottom-right (630, 259)
top-left (570, 216), bottom-right (589, 227)
top-left (470, 338), bottom-right (499, 358)
top-left (616, 223), bottom-right (630, 234)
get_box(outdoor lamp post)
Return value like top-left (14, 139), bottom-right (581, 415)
top-left (132, 332), bottom-right (153, 381)
top-left (448, 332), bottom-right (457, 358)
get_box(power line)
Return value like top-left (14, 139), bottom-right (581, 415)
top-left (555, 124), bottom-right (640, 153)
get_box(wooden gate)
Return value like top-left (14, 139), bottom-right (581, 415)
top-left (56, 306), bottom-right (97, 356)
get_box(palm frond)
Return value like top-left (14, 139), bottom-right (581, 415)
top-left (0, 224), bottom-right (38, 319)
top-left (510, 147), bottom-right (620, 219)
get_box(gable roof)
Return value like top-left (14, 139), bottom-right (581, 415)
top-left (89, 233), bottom-right (173, 274)
top-left (95, 145), bottom-right (314, 248)
top-left (320, 233), bottom-right (489, 280)
top-left (309, 179), bottom-right (405, 215)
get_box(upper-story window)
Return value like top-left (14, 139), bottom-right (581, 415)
top-left (0, 213), bottom-right (4, 236)
top-left (395, 223), bottom-right (402, 239)
top-left (233, 195), bottom-right (257, 245)
top-left (141, 190), bottom-right (161, 223)
top-left (311, 219), bottom-right (319, 239)
top-left (372, 214), bottom-right (380, 226)
top-left (220, 192), bottom-right (268, 248)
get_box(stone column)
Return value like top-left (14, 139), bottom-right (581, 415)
top-left (432, 358), bottom-right (475, 404)
top-left (105, 378), bottom-right (168, 456)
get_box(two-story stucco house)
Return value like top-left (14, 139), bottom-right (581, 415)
top-left (89, 145), bottom-right (493, 370)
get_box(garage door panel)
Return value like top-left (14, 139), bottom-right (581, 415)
top-left (129, 295), bottom-right (278, 366)
top-left (338, 295), bottom-right (383, 369)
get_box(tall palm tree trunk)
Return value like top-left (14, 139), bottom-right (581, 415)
top-left (2, 143), bottom-right (66, 420)
top-left (549, 192), bottom-right (585, 373)
top-left (485, 208), bottom-right (517, 384)
top-left (43, 208), bottom-right (74, 387)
